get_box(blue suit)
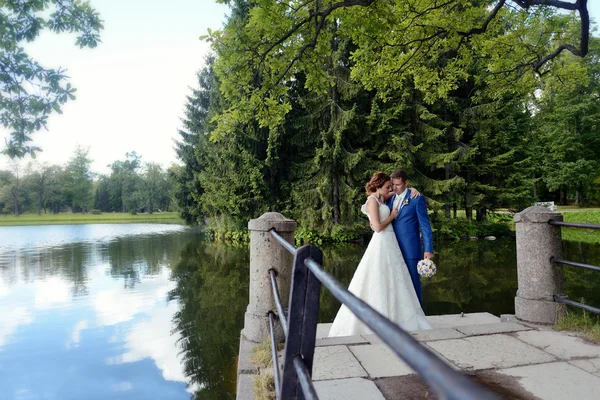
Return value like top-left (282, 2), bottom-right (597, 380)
top-left (386, 189), bottom-right (433, 305)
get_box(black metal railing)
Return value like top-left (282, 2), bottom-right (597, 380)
top-left (265, 228), bottom-right (498, 400)
top-left (549, 219), bottom-right (600, 315)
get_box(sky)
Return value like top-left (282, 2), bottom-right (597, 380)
top-left (0, 1), bottom-right (599, 174)
top-left (0, 0), bottom-right (229, 174)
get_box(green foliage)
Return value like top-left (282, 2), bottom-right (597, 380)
top-left (89, 209), bottom-right (102, 215)
top-left (172, 1), bottom-right (598, 243)
top-left (0, 0), bottom-right (103, 158)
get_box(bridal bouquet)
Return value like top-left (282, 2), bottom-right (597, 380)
top-left (417, 259), bottom-right (436, 278)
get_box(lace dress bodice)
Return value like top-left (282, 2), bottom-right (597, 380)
top-left (362, 195), bottom-right (393, 231)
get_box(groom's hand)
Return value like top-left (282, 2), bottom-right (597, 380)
top-left (424, 252), bottom-right (434, 260)
top-left (409, 188), bottom-right (421, 198)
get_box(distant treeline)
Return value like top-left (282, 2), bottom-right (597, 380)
top-left (0, 147), bottom-right (177, 216)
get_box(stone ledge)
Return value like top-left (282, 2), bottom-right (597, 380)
top-left (455, 322), bottom-right (531, 337)
top-left (237, 332), bottom-right (259, 375)
top-left (316, 334), bottom-right (368, 347)
top-left (236, 373), bottom-right (256, 400)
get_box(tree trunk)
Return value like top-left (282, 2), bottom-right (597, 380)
top-left (532, 172), bottom-right (537, 199)
top-left (453, 203), bottom-right (457, 219)
top-left (476, 207), bottom-right (487, 222)
top-left (332, 170), bottom-right (340, 224)
top-left (559, 186), bottom-right (567, 205)
top-left (465, 207), bottom-right (473, 222)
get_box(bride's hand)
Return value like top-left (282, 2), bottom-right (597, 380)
top-left (409, 188), bottom-right (421, 198)
top-left (390, 208), bottom-right (399, 219)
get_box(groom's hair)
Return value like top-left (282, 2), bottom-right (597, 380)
top-left (391, 169), bottom-right (408, 182)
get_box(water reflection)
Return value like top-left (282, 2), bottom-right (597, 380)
top-left (1, 223), bottom-right (599, 400)
top-left (0, 224), bottom-right (200, 400)
top-left (169, 241), bottom-right (249, 399)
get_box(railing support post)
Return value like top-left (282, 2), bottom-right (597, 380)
top-left (514, 206), bottom-right (564, 324)
top-left (281, 245), bottom-right (323, 400)
top-left (245, 212), bottom-right (297, 343)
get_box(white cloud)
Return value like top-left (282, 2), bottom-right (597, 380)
top-left (0, 306), bottom-right (34, 347)
top-left (66, 320), bottom-right (89, 349)
top-left (93, 269), bottom-right (174, 326)
top-left (119, 301), bottom-right (197, 392)
top-left (34, 277), bottom-right (71, 308)
top-left (0, 278), bottom-right (8, 298)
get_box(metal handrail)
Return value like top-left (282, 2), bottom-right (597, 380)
top-left (554, 295), bottom-right (600, 315)
top-left (293, 356), bottom-right (319, 400)
top-left (548, 220), bottom-right (600, 314)
top-left (267, 312), bottom-right (283, 398)
top-left (551, 257), bottom-right (600, 273)
top-left (270, 228), bottom-right (298, 255)
top-left (268, 268), bottom-right (289, 334)
top-left (265, 229), bottom-right (498, 400)
top-left (548, 219), bottom-right (600, 230)
top-left (304, 258), bottom-right (498, 400)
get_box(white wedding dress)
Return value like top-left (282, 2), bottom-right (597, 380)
top-left (328, 195), bottom-right (431, 337)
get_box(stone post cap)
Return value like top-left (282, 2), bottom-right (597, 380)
top-left (514, 206), bottom-right (563, 224)
top-left (248, 212), bottom-right (297, 232)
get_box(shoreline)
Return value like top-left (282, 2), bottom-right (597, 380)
top-left (0, 212), bottom-right (184, 226)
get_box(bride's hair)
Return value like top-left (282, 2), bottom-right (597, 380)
top-left (365, 171), bottom-right (391, 194)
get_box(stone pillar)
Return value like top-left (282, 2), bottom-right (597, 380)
top-left (243, 212), bottom-right (297, 343)
top-left (514, 206), bottom-right (564, 324)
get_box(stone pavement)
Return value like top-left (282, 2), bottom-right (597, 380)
top-left (237, 312), bottom-right (600, 399)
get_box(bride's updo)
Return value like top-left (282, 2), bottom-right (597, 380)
top-left (365, 171), bottom-right (391, 195)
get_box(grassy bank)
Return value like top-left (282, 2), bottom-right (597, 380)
top-left (554, 306), bottom-right (600, 344)
top-left (559, 207), bottom-right (600, 243)
top-left (0, 212), bottom-right (183, 226)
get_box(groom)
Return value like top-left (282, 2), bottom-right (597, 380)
top-left (387, 169), bottom-right (434, 306)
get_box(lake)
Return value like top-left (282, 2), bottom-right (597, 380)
top-left (0, 224), bottom-right (599, 399)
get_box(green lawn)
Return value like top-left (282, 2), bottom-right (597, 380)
top-left (0, 212), bottom-right (183, 226)
top-left (557, 208), bottom-right (600, 243)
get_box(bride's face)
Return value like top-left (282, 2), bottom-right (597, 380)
top-left (378, 180), bottom-right (394, 200)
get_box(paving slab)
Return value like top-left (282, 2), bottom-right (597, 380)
top-left (374, 375), bottom-right (438, 400)
top-left (426, 312), bottom-right (500, 329)
top-left (237, 333), bottom-right (259, 374)
top-left (349, 344), bottom-right (415, 378)
top-left (236, 373), bottom-right (255, 400)
top-left (426, 334), bottom-right (556, 370)
top-left (316, 323), bottom-right (332, 339)
top-left (314, 377), bottom-right (385, 400)
top-left (312, 345), bottom-right (367, 381)
top-left (455, 322), bottom-right (531, 336)
top-left (570, 358), bottom-right (600, 377)
top-left (316, 334), bottom-right (368, 347)
top-left (516, 330), bottom-right (600, 360)
top-left (409, 327), bottom-right (465, 342)
top-left (497, 361), bottom-right (600, 400)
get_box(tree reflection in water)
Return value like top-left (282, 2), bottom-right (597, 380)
top-left (169, 241), bottom-right (249, 400)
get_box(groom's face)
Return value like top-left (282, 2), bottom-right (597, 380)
top-left (392, 178), bottom-right (408, 194)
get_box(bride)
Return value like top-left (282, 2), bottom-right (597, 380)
top-left (328, 172), bottom-right (431, 337)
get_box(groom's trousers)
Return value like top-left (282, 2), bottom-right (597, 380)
top-left (406, 258), bottom-right (422, 306)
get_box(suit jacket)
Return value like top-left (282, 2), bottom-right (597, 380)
top-left (386, 189), bottom-right (434, 260)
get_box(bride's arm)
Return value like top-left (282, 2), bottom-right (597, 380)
top-left (366, 197), bottom-right (398, 233)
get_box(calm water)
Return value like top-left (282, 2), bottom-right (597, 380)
top-left (1, 224), bottom-right (599, 400)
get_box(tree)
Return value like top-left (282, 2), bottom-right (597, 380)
top-left (25, 162), bottom-right (56, 215)
top-left (207, 1), bottom-right (591, 138)
top-left (143, 162), bottom-right (168, 213)
top-left (0, 160), bottom-right (27, 215)
top-left (533, 37), bottom-right (600, 205)
top-left (64, 145), bottom-right (94, 212)
top-left (1, 0), bottom-right (103, 158)
top-left (108, 152), bottom-right (143, 214)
